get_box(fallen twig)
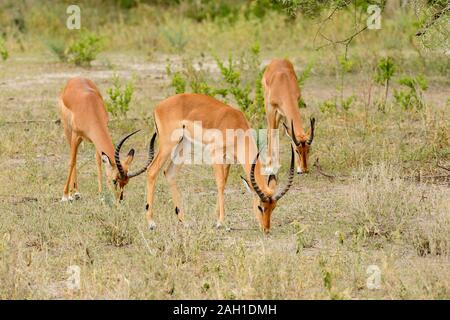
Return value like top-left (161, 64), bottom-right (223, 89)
top-left (436, 162), bottom-right (450, 173)
top-left (313, 157), bottom-right (337, 180)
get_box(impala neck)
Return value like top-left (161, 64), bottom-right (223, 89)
top-left (282, 98), bottom-right (306, 139)
top-left (92, 128), bottom-right (116, 165)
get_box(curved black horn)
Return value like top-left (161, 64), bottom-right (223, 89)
top-left (273, 145), bottom-right (295, 201)
top-left (306, 117), bottom-right (315, 145)
top-left (127, 132), bottom-right (157, 179)
top-left (290, 120), bottom-right (302, 146)
top-left (115, 130), bottom-right (141, 178)
top-left (250, 152), bottom-right (270, 202)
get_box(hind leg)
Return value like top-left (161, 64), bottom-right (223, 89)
top-left (164, 160), bottom-right (185, 223)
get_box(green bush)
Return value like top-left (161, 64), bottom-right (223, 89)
top-left (66, 31), bottom-right (104, 67)
top-left (106, 73), bottom-right (134, 117)
top-left (46, 38), bottom-right (67, 62)
top-left (375, 57), bottom-right (395, 111)
top-left (0, 37), bottom-right (8, 61)
top-left (166, 44), bottom-right (266, 126)
top-left (394, 75), bottom-right (428, 111)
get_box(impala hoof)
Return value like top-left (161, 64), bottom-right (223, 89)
top-left (61, 195), bottom-right (73, 202)
top-left (148, 221), bottom-right (157, 231)
top-left (182, 222), bottom-right (192, 229)
top-left (215, 221), bottom-right (224, 229)
top-left (74, 193), bottom-right (81, 200)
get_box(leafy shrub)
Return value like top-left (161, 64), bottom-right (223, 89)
top-left (319, 99), bottom-right (338, 114)
top-left (0, 37), bottom-right (8, 61)
top-left (46, 38), bottom-right (67, 62)
top-left (374, 57), bottom-right (395, 111)
top-left (394, 75), bottom-right (428, 110)
top-left (166, 43), bottom-right (266, 126)
top-left (106, 73), bottom-right (134, 117)
top-left (184, 0), bottom-right (239, 23)
top-left (160, 27), bottom-right (188, 53)
top-left (66, 31), bottom-right (104, 67)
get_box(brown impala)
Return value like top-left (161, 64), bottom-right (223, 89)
top-left (262, 59), bottom-right (315, 174)
top-left (144, 93), bottom-right (295, 233)
top-left (59, 77), bottom-right (155, 202)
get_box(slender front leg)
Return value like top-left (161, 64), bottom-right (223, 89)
top-left (62, 135), bottom-right (81, 201)
top-left (145, 149), bottom-right (171, 230)
top-left (214, 164), bottom-right (229, 228)
top-left (95, 152), bottom-right (103, 193)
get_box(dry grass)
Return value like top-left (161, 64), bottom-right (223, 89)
top-left (0, 50), bottom-right (448, 299)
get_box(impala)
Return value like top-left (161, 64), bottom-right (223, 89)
top-left (59, 77), bottom-right (154, 202)
top-left (145, 93), bottom-right (295, 233)
top-left (262, 59), bottom-right (315, 174)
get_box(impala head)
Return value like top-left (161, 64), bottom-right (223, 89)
top-left (283, 118), bottom-right (315, 174)
top-left (101, 130), bottom-right (156, 201)
top-left (241, 146), bottom-right (295, 233)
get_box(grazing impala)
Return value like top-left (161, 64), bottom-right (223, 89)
top-left (59, 77), bottom-right (154, 202)
top-left (145, 93), bottom-right (295, 233)
top-left (262, 59), bottom-right (315, 174)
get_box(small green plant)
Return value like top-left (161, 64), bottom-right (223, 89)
top-left (46, 38), bottom-right (67, 62)
top-left (319, 99), bottom-right (338, 114)
top-left (166, 63), bottom-right (187, 94)
top-left (106, 73), bottom-right (134, 117)
top-left (375, 57), bottom-right (395, 111)
top-left (296, 61), bottom-right (314, 108)
top-left (161, 27), bottom-right (188, 53)
top-left (337, 55), bottom-right (354, 111)
top-left (0, 37), bottom-right (8, 61)
top-left (166, 44), bottom-right (266, 126)
top-left (297, 61), bottom-right (314, 87)
top-left (341, 95), bottom-right (355, 112)
top-left (66, 31), bottom-right (104, 67)
top-left (291, 221), bottom-right (314, 253)
top-left (394, 75), bottom-right (428, 111)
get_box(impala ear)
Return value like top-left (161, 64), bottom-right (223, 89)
top-left (101, 152), bottom-right (113, 170)
top-left (124, 149), bottom-right (135, 166)
top-left (240, 176), bottom-right (252, 193)
top-left (267, 174), bottom-right (277, 189)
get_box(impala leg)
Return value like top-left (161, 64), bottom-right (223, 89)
top-left (95, 152), bottom-right (103, 193)
top-left (69, 141), bottom-right (82, 200)
top-left (214, 164), bottom-right (230, 228)
top-left (145, 149), bottom-right (171, 230)
top-left (164, 160), bottom-right (185, 223)
top-left (62, 135), bottom-right (81, 201)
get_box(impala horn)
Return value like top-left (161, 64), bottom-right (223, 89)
top-left (249, 145), bottom-right (295, 202)
top-left (283, 120), bottom-right (302, 146)
top-left (127, 132), bottom-right (157, 179)
top-left (273, 145), bottom-right (295, 200)
top-left (306, 117), bottom-right (315, 145)
top-left (250, 152), bottom-right (270, 203)
top-left (115, 130), bottom-right (156, 179)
